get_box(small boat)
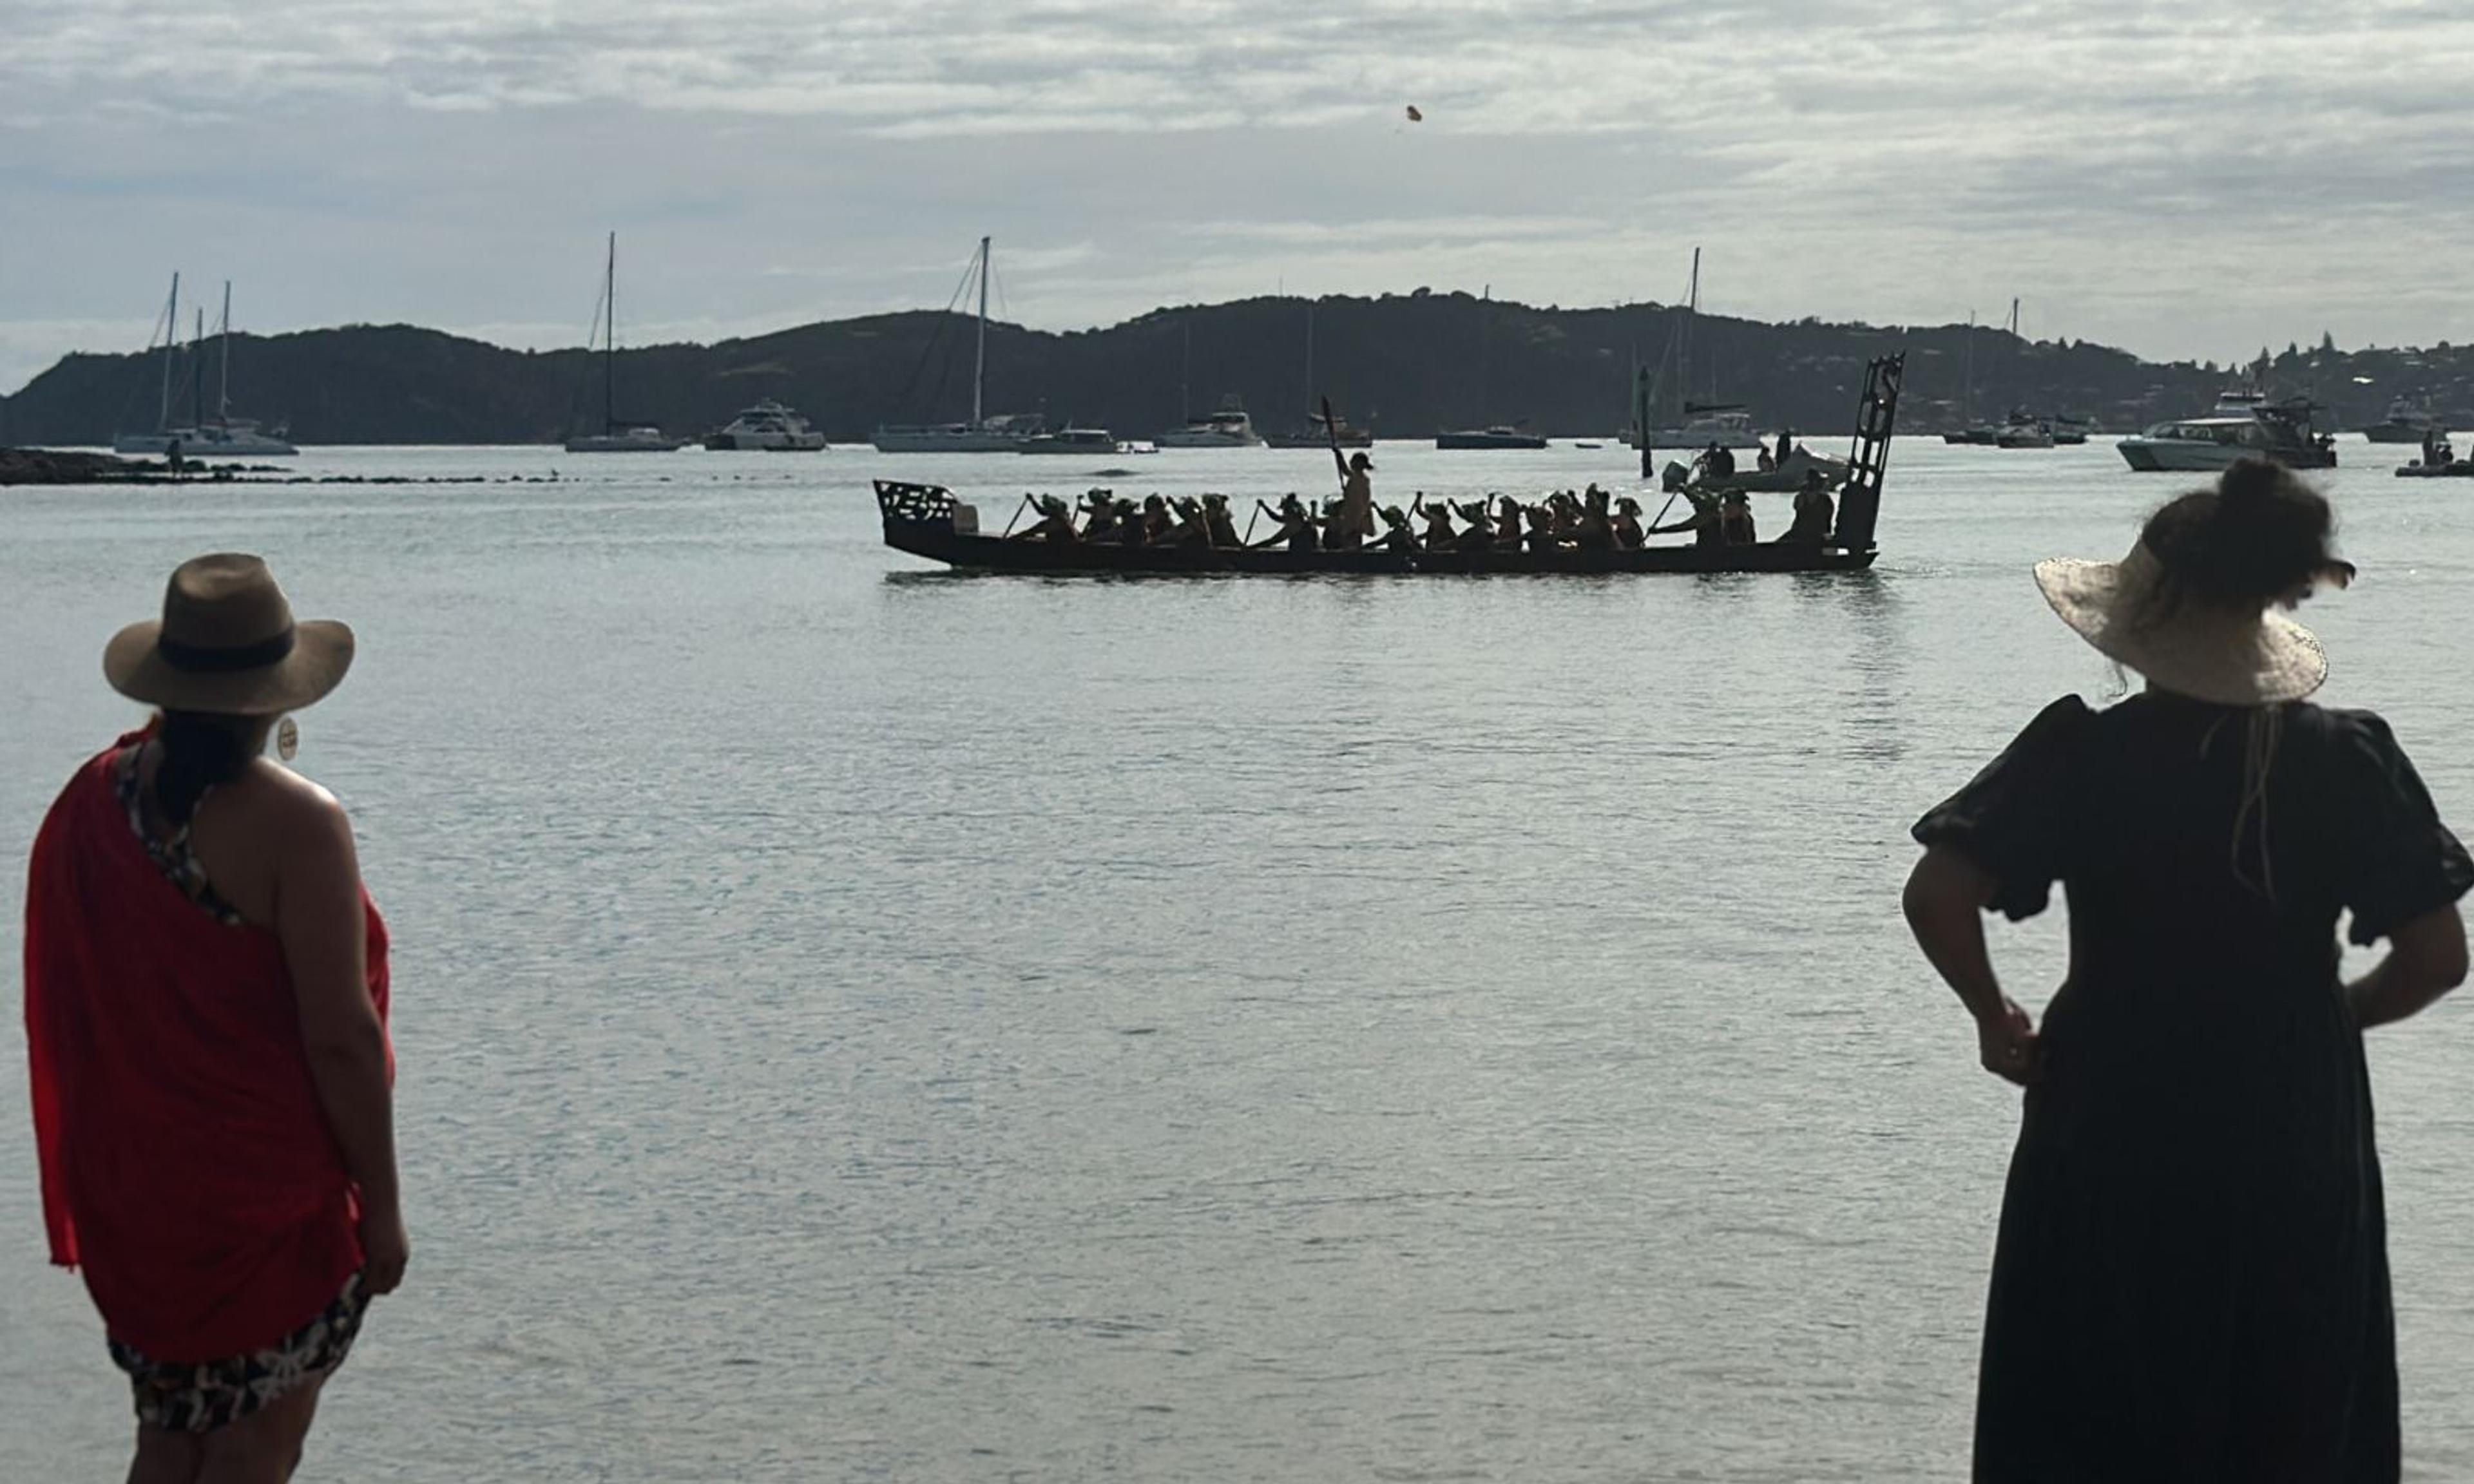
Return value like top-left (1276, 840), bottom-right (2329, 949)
top-left (2394, 460), bottom-right (2474, 478)
top-left (1995, 414), bottom-right (2055, 450)
top-left (1575, 441), bottom-right (1604, 450)
top-left (2116, 388), bottom-right (2336, 471)
top-left (1156, 397), bottom-right (1264, 448)
top-left (2362, 397), bottom-right (2440, 444)
top-left (1664, 445), bottom-right (1852, 495)
top-left (704, 400), bottom-right (828, 451)
top-left (1437, 426), bottom-right (1548, 450)
top-left (566, 233), bottom-right (686, 453)
top-left (879, 354), bottom-right (1907, 578)
top-left (1019, 427), bottom-right (1120, 455)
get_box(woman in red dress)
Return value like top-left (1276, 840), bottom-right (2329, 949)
top-left (24, 553), bottom-right (407, 1482)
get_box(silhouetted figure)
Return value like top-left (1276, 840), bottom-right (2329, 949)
top-left (1905, 458), bottom-right (2469, 1480)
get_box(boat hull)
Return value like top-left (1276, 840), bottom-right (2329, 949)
top-left (2364, 424), bottom-right (2434, 444)
top-left (876, 484), bottom-right (1872, 576)
top-left (705, 433), bottom-right (829, 451)
top-left (1436, 431), bottom-right (1548, 450)
top-left (871, 428), bottom-right (1030, 453)
top-left (564, 434), bottom-right (687, 453)
top-left (2116, 438), bottom-right (2337, 472)
top-left (114, 428), bottom-right (298, 457)
top-left (2394, 461), bottom-right (2474, 478)
top-left (1153, 431), bottom-right (1265, 448)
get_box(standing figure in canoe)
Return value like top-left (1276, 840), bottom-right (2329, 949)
top-left (1328, 450), bottom-right (1378, 549)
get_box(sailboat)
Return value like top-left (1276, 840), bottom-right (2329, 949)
top-left (1263, 299), bottom-right (1374, 448)
top-left (872, 236), bottom-right (1044, 452)
top-left (1626, 248), bottom-right (1763, 452)
top-left (565, 233), bottom-right (686, 453)
top-left (113, 278), bottom-right (298, 457)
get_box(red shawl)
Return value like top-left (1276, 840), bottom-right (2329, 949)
top-left (22, 736), bottom-right (390, 1362)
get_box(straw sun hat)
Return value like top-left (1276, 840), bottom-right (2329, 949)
top-left (104, 554), bottom-right (354, 716)
top-left (2033, 541), bottom-right (2326, 706)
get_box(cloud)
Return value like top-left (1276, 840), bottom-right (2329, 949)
top-left (6, 0), bottom-right (2474, 390)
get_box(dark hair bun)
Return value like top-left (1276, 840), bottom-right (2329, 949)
top-left (2142, 457), bottom-right (2351, 605)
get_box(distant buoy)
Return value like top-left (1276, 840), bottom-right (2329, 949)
top-left (1405, 105), bottom-right (1423, 122)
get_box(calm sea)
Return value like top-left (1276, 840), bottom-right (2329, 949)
top-left (3, 437), bottom-right (2470, 1481)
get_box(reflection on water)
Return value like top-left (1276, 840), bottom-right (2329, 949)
top-left (3, 440), bottom-right (2472, 1481)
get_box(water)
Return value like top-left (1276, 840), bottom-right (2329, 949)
top-left (3, 437), bottom-right (2471, 1480)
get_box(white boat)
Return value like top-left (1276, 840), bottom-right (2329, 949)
top-left (1634, 406), bottom-right (1764, 449)
top-left (1156, 396), bottom-right (1263, 448)
top-left (2362, 397), bottom-right (2439, 444)
top-left (1019, 427), bottom-right (1119, 455)
top-left (2116, 389), bottom-right (2336, 471)
top-left (113, 278), bottom-right (298, 457)
top-left (565, 233), bottom-right (686, 453)
top-left (872, 236), bottom-right (1042, 453)
top-left (704, 400), bottom-right (827, 451)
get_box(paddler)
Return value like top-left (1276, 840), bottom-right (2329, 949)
top-left (1414, 495), bottom-right (1455, 549)
top-left (1613, 497), bottom-right (1646, 548)
top-left (1249, 492), bottom-right (1322, 551)
top-left (1719, 490), bottom-right (1758, 545)
top-left (1372, 504), bottom-right (1418, 552)
top-left (1012, 493), bottom-right (1079, 542)
top-left (1202, 493), bottom-right (1240, 547)
top-left (1778, 468), bottom-right (1836, 546)
top-left (1648, 488), bottom-right (1724, 547)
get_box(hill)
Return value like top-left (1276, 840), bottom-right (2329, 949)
top-left (6, 296), bottom-right (2471, 445)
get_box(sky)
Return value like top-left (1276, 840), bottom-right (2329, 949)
top-left (4, 0), bottom-right (2471, 393)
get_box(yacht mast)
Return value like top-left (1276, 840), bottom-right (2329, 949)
top-left (218, 281), bottom-right (232, 423)
top-left (159, 274), bottom-right (181, 433)
top-left (603, 231), bottom-right (617, 435)
top-left (1962, 309), bottom-right (1975, 426)
top-left (1680, 247), bottom-right (1700, 421)
top-left (189, 310), bottom-right (205, 430)
top-left (972, 235), bottom-right (990, 428)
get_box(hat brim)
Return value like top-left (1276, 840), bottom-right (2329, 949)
top-left (2033, 558), bottom-right (2324, 705)
top-left (103, 620), bottom-right (355, 716)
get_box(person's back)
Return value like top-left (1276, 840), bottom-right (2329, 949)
top-left (1904, 462), bottom-right (2471, 1480)
top-left (26, 553), bottom-right (407, 1476)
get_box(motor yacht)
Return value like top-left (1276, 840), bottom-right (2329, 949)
top-left (705, 400), bottom-right (828, 451)
top-left (1019, 427), bottom-right (1120, 455)
top-left (2116, 391), bottom-right (2336, 471)
top-left (1156, 397), bottom-right (1264, 448)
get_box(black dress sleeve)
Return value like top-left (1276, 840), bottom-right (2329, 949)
top-left (1911, 696), bottom-right (2092, 921)
top-left (2323, 709), bottom-right (2474, 945)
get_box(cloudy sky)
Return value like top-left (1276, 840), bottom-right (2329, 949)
top-left (4, 0), bottom-right (2469, 391)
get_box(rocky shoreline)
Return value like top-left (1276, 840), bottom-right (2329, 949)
top-left (1, 448), bottom-right (570, 488)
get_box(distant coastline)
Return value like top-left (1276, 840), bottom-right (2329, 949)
top-left (5, 293), bottom-right (2464, 448)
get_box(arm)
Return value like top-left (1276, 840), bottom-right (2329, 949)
top-left (2347, 903), bottom-right (2468, 1030)
top-left (275, 794), bottom-right (409, 1294)
top-left (1903, 845), bottom-right (2040, 1085)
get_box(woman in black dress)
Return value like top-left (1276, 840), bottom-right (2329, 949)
top-left (1903, 459), bottom-right (2473, 1481)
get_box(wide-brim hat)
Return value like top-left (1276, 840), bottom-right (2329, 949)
top-left (104, 553), bottom-right (354, 716)
top-left (2034, 542), bottom-right (2325, 705)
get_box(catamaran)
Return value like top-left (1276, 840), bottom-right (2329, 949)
top-left (872, 236), bottom-right (1045, 452)
top-left (113, 277), bottom-right (298, 457)
top-left (565, 233), bottom-right (686, 453)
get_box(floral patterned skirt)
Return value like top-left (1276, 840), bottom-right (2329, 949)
top-left (108, 1273), bottom-right (369, 1433)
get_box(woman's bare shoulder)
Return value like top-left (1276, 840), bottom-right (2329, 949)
top-left (226, 761), bottom-right (356, 856)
